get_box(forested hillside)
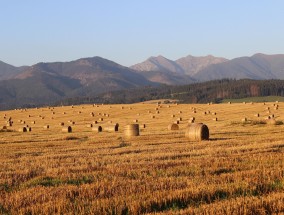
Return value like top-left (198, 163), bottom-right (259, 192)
top-left (58, 79), bottom-right (284, 106)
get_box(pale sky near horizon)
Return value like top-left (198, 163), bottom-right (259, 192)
top-left (1, 0), bottom-right (284, 67)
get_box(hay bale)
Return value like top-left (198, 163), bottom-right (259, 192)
top-left (93, 121), bottom-right (98, 124)
top-left (19, 127), bottom-right (27, 132)
top-left (188, 119), bottom-right (195, 123)
top-left (174, 120), bottom-right (180, 124)
top-left (6, 122), bottom-right (12, 127)
top-left (87, 124), bottom-right (93, 128)
top-left (212, 117), bottom-right (218, 121)
top-left (59, 122), bottom-right (64, 126)
top-left (255, 113), bottom-right (260, 117)
top-left (43, 125), bottom-right (50, 129)
top-left (142, 124), bottom-right (146, 128)
top-left (185, 123), bottom-right (209, 141)
top-left (21, 121), bottom-right (26, 124)
top-left (62, 126), bottom-right (72, 133)
top-left (124, 124), bottom-right (139, 137)
top-left (212, 112), bottom-right (217, 115)
top-left (92, 125), bottom-right (102, 133)
top-left (242, 118), bottom-right (247, 122)
top-left (190, 117), bottom-right (195, 121)
top-left (99, 118), bottom-right (104, 122)
top-left (2, 126), bottom-right (7, 130)
top-left (133, 119), bottom-right (138, 123)
top-left (26, 127), bottom-right (32, 132)
top-left (171, 114), bottom-right (175, 118)
top-left (31, 121), bottom-right (35, 124)
top-left (266, 119), bottom-right (276, 125)
top-left (104, 124), bottom-right (119, 132)
top-left (228, 102), bottom-right (231, 104)
top-left (168, 123), bottom-right (179, 130)
top-left (151, 115), bottom-right (155, 119)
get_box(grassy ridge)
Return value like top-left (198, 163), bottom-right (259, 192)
top-left (222, 96), bottom-right (284, 103)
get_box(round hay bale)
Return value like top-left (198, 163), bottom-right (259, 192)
top-left (142, 124), bottom-right (146, 128)
top-left (59, 122), bottom-right (64, 126)
top-left (177, 117), bottom-right (182, 121)
top-left (168, 123), bottom-right (179, 130)
top-left (93, 121), bottom-right (98, 124)
top-left (156, 111), bottom-right (160, 114)
top-left (133, 119), bottom-right (138, 123)
top-left (255, 113), bottom-right (260, 117)
top-left (31, 121), bottom-right (35, 124)
top-left (174, 120), bottom-right (180, 124)
top-left (188, 119), bottom-right (195, 123)
top-left (266, 119), bottom-right (276, 125)
top-left (21, 121), bottom-right (26, 124)
top-left (6, 122), bottom-right (12, 127)
top-left (92, 125), bottom-right (102, 132)
top-left (171, 114), bottom-right (175, 118)
top-left (185, 123), bottom-right (209, 141)
top-left (212, 117), bottom-right (218, 121)
top-left (19, 127), bottom-right (27, 132)
top-left (151, 115), bottom-right (155, 119)
top-left (99, 118), bottom-right (103, 122)
top-left (203, 112), bottom-right (207, 115)
top-left (104, 124), bottom-right (119, 132)
top-left (26, 127), bottom-right (32, 132)
top-left (124, 124), bottom-right (139, 137)
top-left (62, 126), bottom-right (72, 133)
top-left (43, 125), bottom-right (50, 129)
top-left (228, 102), bottom-right (231, 104)
top-left (87, 124), bottom-right (93, 128)
top-left (192, 110), bottom-right (196, 114)
top-left (212, 112), bottom-right (217, 115)
top-left (242, 118), bottom-right (247, 122)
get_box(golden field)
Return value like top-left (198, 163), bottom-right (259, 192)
top-left (1, 102), bottom-right (284, 214)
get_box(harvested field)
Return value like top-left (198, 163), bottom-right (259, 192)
top-left (1, 102), bottom-right (284, 214)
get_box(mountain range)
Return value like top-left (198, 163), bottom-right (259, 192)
top-left (0, 53), bottom-right (284, 109)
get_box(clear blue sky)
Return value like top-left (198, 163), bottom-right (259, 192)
top-left (1, 0), bottom-right (284, 66)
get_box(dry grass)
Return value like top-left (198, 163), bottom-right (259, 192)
top-left (1, 102), bottom-right (284, 214)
